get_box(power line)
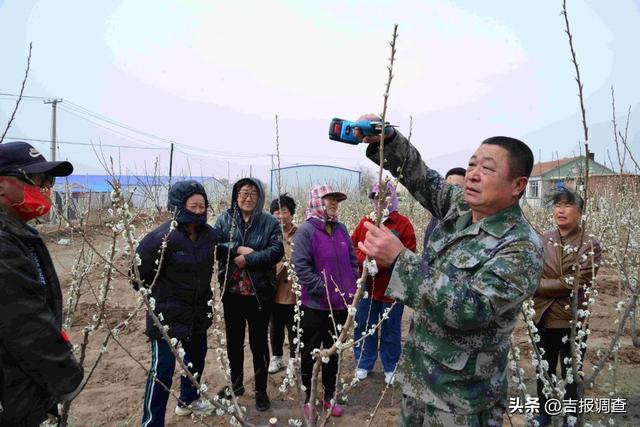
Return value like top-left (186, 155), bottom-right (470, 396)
top-left (3, 136), bottom-right (163, 150)
top-left (62, 100), bottom-right (271, 157)
top-left (2, 91), bottom-right (275, 158)
top-left (2, 91), bottom-right (349, 162)
top-left (58, 105), bottom-right (167, 149)
top-left (64, 101), bottom-right (177, 145)
top-left (60, 106), bottom-right (269, 159)
top-left (0, 92), bottom-right (49, 100)
top-left (0, 96), bottom-right (48, 103)
top-left (64, 101), bottom-right (233, 154)
top-left (173, 147), bottom-right (269, 161)
top-left (3, 92), bottom-right (190, 150)
top-left (2, 93), bottom-right (167, 151)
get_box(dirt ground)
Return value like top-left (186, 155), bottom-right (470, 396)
top-left (40, 224), bottom-right (639, 427)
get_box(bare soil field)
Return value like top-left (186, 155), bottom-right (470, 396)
top-left (40, 223), bottom-right (638, 426)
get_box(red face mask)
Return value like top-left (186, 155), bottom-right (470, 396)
top-left (11, 185), bottom-right (53, 221)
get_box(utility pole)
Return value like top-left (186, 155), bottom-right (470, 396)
top-left (168, 142), bottom-right (174, 185)
top-left (43, 98), bottom-right (62, 160)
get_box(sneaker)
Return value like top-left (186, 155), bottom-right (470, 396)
top-left (175, 398), bottom-right (215, 416)
top-left (355, 368), bottom-right (368, 380)
top-left (533, 414), bottom-right (552, 427)
top-left (268, 356), bottom-right (285, 374)
top-left (255, 390), bottom-right (271, 411)
top-left (217, 385), bottom-right (245, 400)
top-left (322, 399), bottom-right (343, 417)
top-left (384, 371), bottom-right (395, 385)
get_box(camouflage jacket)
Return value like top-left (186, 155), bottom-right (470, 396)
top-left (366, 132), bottom-right (543, 414)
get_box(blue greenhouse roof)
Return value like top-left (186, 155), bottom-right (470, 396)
top-left (53, 175), bottom-right (220, 193)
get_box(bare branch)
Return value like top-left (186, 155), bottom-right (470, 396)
top-left (611, 86), bottom-right (624, 174)
top-left (563, 2), bottom-right (592, 424)
top-left (0, 42), bottom-right (32, 144)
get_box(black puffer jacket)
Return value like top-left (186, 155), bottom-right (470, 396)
top-left (136, 181), bottom-right (220, 341)
top-left (214, 178), bottom-right (284, 304)
top-left (0, 211), bottom-right (84, 425)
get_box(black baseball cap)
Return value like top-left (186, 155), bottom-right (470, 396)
top-left (0, 141), bottom-right (73, 176)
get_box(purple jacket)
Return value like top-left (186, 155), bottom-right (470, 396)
top-left (292, 217), bottom-right (358, 311)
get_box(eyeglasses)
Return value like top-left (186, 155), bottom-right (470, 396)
top-left (238, 191), bottom-right (258, 200)
top-left (7, 171), bottom-right (56, 188)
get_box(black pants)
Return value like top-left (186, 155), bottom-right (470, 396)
top-left (223, 293), bottom-right (271, 393)
top-left (300, 306), bottom-right (347, 402)
top-left (270, 303), bottom-right (296, 358)
top-left (535, 322), bottom-right (587, 416)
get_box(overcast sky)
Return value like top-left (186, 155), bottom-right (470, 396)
top-left (1, 0), bottom-right (639, 180)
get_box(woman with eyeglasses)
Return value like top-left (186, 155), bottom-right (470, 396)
top-left (0, 141), bottom-right (84, 425)
top-left (214, 177), bottom-right (284, 412)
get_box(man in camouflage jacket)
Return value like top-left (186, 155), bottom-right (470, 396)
top-left (355, 118), bottom-right (543, 426)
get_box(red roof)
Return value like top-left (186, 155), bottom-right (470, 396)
top-left (530, 158), bottom-right (573, 177)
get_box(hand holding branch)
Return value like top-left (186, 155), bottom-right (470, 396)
top-left (234, 255), bottom-right (247, 268)
top-left (237, 246), bottom-right (254, 255)
top-left (357, 221), bottom-right (404, 267)
top-left (354, 114), bottom-right (396, 145)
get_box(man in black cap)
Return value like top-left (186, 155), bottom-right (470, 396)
top-left (0, 141), bottom-right (84, 426)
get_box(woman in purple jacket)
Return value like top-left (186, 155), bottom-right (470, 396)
top-left (292, 184), bottom-right (358, 417)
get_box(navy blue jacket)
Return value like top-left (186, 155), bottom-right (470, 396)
top-left (214, 178), bottom-right (284, 305)
top-left (136, 221), bottom-right (219, 341)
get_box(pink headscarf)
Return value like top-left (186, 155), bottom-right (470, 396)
top-left (305, 184), bottom-right (347, 222)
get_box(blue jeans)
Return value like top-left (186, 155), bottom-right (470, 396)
top-left (353, 298), bottom-right (404, 372)
top-left (141, 333), bottom-right (208, 427)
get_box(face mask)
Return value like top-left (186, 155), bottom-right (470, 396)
top-left (11, 185), bottom-right (52, 221)
top-left (176, 207), bottom-right (207, 225)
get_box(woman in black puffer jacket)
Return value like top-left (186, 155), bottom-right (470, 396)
top-left (136, 180), bottom-right (219, 424)
top-left (214, 177), bottom-right (284, 412)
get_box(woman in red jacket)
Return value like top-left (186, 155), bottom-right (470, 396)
top-left (352, 180), bottom-right (416, 385)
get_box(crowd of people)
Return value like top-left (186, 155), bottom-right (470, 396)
top-left (0, 121), bottom-right (601, 426)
